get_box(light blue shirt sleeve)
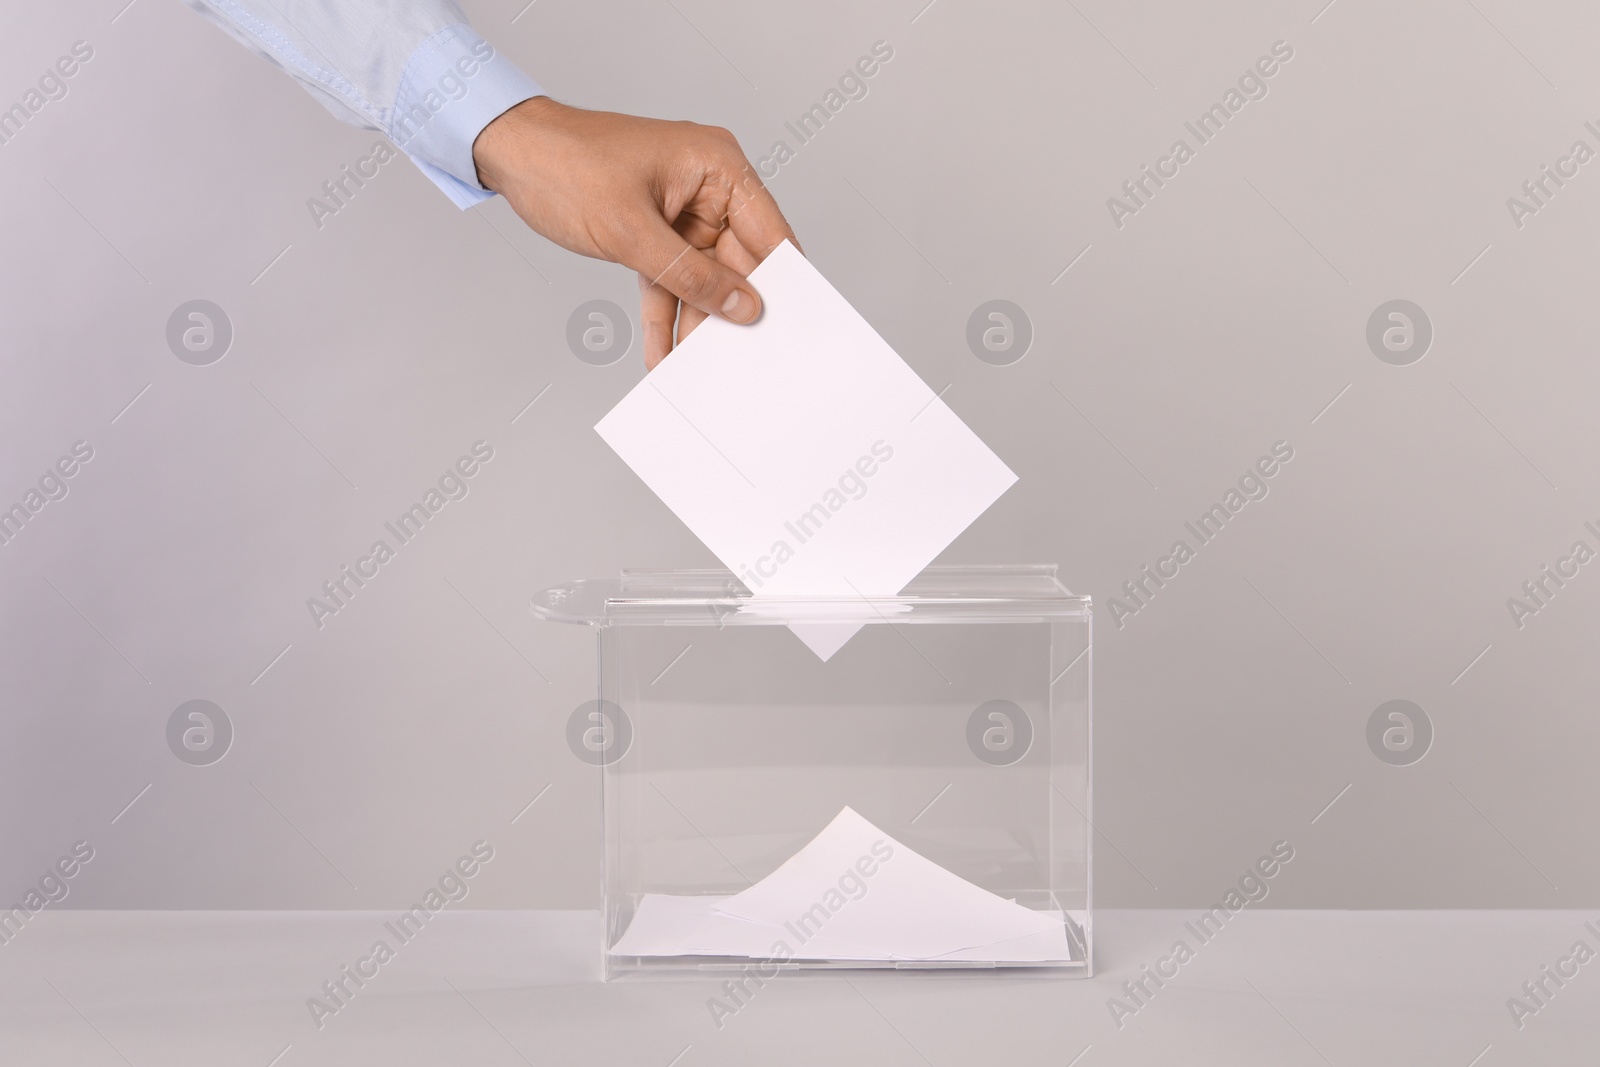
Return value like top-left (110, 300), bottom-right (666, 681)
top-left (183, 1), bottom-right (545, 207)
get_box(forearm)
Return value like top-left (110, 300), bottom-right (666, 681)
top-left (182, 0), bottom-right (544, 206)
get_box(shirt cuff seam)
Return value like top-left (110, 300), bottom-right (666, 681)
top-left (208, 0), bottom-right (375, 124)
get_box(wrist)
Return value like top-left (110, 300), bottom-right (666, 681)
top-left (473, 95), bottom-right (565, 194)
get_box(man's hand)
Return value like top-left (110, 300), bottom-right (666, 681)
top-left (472, 97), bottom-right (799, 369)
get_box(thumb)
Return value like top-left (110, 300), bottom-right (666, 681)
top-left (627, 217), bottom-right (763, 326)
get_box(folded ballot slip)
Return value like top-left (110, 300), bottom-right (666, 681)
top-left (594, 241), bottom-right (1016, 660)
top-left (610, 807), bottom-right (1072, 962)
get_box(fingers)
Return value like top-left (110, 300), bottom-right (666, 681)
top-left (714, 224), bottom-right (760, 274)
top-left (672, 209), bottom-right (727, 256)
top-left (677, 229), bottom-right (759, 346)
top-left (624, 132), bottom-right (798, 369)
top-left (637, 272), bottom-right (679, 371)
top-left (675, 298), bottom-right (708, 349)
top-left (722, 158), bottom-right (801, 262)
top-left (627, 215), bottom-right (762, 327)
top-left (640, 229), bottom-right (764, 368)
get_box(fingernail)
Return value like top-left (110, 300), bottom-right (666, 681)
top-left (721, 288), bottom-right (758, 323)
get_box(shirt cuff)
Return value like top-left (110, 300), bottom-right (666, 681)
top-left (388, 24), bottom-right (544, 209)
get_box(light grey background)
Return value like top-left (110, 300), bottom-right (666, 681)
top-left (3, 0), bottom-right (1597, 911)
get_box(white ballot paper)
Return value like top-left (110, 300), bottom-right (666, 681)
top-left (594, 241), bottom-right (1017, 660)
top-left (610, 807), bottom-right (1073, 962)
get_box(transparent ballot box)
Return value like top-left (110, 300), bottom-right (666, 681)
top-left (531, 565), bottom-right (1092, 979)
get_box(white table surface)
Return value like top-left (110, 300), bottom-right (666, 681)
top-left (1, 910), bottom-right (1594, 1065)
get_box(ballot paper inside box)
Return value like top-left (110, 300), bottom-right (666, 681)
top-left (531, 565), bottom-right (1092, 979)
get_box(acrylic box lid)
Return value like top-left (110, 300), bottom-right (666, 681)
top-left (530, 564), bottom-right (1090, 627)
